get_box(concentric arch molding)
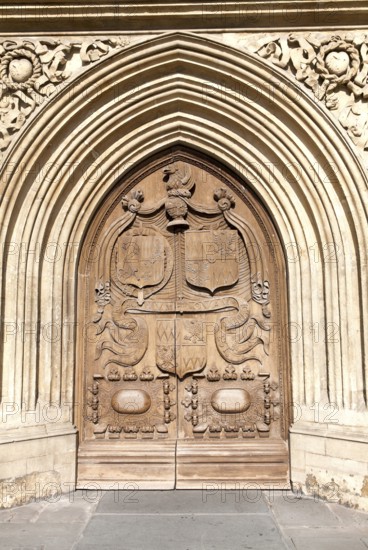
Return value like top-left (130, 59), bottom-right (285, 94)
top-left (1, 31), bottom-right (368, 168)
top-left (0, 33), bottom-right (366, 429)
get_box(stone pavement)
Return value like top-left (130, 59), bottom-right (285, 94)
top-left (0, 489), bottom-right (367, 550)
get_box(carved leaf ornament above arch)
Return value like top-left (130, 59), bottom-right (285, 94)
top-left (252, 33), bottom-right (368, 161)
top-left (0, 37), bottom-right (128, 154)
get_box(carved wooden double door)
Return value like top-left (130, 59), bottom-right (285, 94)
top-left (77, 151), bottom-right (290, 489)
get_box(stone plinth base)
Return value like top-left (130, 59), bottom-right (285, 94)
top-left (290, 423), bottom-right (368, 512)
top-left (0, 424), bottom-right (77, 508)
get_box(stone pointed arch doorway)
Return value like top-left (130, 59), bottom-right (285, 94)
top-left (76, 147), bottom-right (290, 489)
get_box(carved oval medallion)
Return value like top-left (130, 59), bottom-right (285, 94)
top-left (111, 389), bottom-right (151, 414)
top-left (211, 389), bottom-right (251, 414)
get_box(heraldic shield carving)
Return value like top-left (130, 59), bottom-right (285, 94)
top-left (185, 230), bottom-right (239, 292)
top-left (77, 151), bottom-right (290, 489)
top-left (116, 233), bottom-right (166, 289)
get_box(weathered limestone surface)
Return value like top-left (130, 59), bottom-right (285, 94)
top-left (0, 2), bottom-right (367, 510)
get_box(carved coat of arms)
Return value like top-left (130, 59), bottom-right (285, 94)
top-left (156, 318), bottom-right (207, 379)
top-left (185, 230), bottom-right (239, 293)
top-left (116, 234), bottom-right (165, 288)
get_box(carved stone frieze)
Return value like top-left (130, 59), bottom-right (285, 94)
top-left (246, 33), bottom-right (368, 160)
top-left (0, 37), bottom-right (128, 155)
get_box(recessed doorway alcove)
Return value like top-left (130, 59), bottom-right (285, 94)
top-left (0, 32), bottom-right (367, 509)
top-left (76, 148), bottom-right (291, 488)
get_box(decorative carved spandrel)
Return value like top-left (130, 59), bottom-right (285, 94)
top-left (251, 33), bottom-right (368, 162)
top-left (0, 37), bottom-right (128, 156)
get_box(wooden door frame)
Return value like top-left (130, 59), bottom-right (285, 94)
top-left (75, 145), bottom-right (292, 488)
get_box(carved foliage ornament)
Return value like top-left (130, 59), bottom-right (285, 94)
top-left (253, 33), bottom-right (368, 153)
top-left (0, 37), bottom-right (128, 154)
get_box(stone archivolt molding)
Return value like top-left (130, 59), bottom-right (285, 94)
top-left (1, 32), bottom-right (368, 166)
top-left (245, 33), bottom-right (368, 163)
top-left (0, 36), bottom-right (128, 154)
top-left (0, 33), bottom-right (367, 430)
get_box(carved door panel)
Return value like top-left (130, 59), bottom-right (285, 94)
top-left (77, 152), bottom-right (290, 489)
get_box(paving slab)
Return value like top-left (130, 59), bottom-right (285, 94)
top-left (289, 534), bottom-right (368, 550)
top-left (0, 490), bottom-right (367, 550)
top-left (328, 502), bottom-right (368, 532)
top-left (0, 501), bottom-right (48, 523)
top-left (268, 492), bottom-right (340, 527)
top-left (76, 513), bottom-right (287, 550)
top-left (37, 496), bottom-right (97, 524)
top-left (96, 489), bottom-right (269, 515)
top-left (0, 523), bottom-right (84, 550)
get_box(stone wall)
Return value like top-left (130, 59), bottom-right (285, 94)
top-left (0, 2), bottom-right (367, 510)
